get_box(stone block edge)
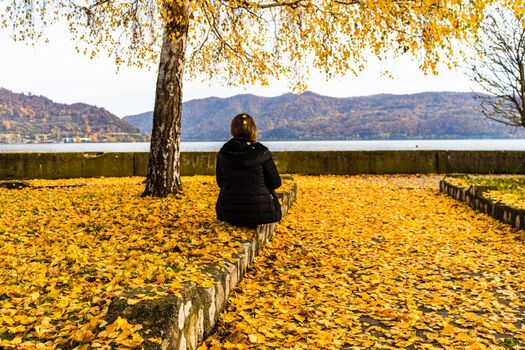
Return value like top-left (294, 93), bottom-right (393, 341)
top-left (439, 178), bottom-right (525, 231)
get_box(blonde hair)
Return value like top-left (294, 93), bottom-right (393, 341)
top-left (230, 113), bottom-right (257, 141)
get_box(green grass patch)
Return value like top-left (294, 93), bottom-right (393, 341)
top-left (445, 175), bottom-right (525, 209)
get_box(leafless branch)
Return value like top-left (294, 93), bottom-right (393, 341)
top-left (469, 7), bottom-right (525, 128)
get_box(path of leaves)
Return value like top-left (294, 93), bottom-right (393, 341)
top-left (204, 175), bottom-right (525, 349)
top-left (0, 176), bottom-right (257, 349)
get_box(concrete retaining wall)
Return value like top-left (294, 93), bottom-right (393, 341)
top-left (440, 179), bottom-right (525, 231)
top-left (1, 151), bottom-right (525, 179)
top-left (104, 181), bottom-right (297, 350)
top-left (437, 151), bottom-right (525, 174)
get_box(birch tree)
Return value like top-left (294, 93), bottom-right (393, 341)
top-left (2, 0), bottom-right (523, 196)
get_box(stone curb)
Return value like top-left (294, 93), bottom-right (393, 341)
top-left (440, 178), bottom-right (525, 230)
top-left (103, 181), bottom-right (297, 350)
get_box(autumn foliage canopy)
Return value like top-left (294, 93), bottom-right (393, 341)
top-left (2, 0), bottom-right (524, 86)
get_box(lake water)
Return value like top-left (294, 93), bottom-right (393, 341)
top-left (0, 139), bottom-right (524, 152)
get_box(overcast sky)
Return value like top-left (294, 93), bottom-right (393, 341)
top-left (0, 27), bottom-right (478, 118)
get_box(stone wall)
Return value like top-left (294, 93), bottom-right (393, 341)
top-left (440, 179), bottom-right (525, 231)
top-left (437, 151), bottom-right (525, 174)
top-left (1, 151), bottom-right (525, 179)
top-left (103, 180), bottom-right (297, 350)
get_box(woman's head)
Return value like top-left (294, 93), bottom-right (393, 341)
top-left (231, 113), bottom-right (257, 141)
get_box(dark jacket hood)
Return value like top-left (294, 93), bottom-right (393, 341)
top-left (218, 137), bottom-right (270, 168)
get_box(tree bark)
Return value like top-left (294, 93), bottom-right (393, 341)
top-left (143, 1), bottom-right (189, 197)
top-left (518, 62), bottom-right (525, 127)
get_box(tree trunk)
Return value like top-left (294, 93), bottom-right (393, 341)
top-left (143, 2), bottom-right (189, 197)
top-left (518, 61), bottom-right (525, 127)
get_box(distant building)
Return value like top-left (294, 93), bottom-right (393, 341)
top-left (61, 136), bottom-right (91, 143)
top-left (34, 134), bottom-right (49, 143)
top-left (0, 133), bottom-right (22, 143)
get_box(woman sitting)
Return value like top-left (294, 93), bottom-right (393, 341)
top-left (215, 113), bottom-right (282, 228)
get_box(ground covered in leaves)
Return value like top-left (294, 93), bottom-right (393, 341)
top-left (446, 175), bottom-right (525, 210)
top-left (0, 176), bottom-right (261, 349)
top-left (204, 175), bottom-right (525, 350)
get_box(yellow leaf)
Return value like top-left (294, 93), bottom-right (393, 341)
top-left (456, 333), bottom-right (472, 342)
top-left (148, 337), bottom-right (162, 344)
top-left (362, 339), bottom-right (375, 347)
top-left (294, 314), bottom-right (305, 322)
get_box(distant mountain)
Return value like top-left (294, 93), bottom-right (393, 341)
top-left (121, 111), bottom-right (152, 136)
top-left (124, 91), bottom-right (525, 141)
top-left (0, 88), bottom-right (148, 142)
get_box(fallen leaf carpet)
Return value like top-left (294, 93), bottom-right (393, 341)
top-left (204, 175), bottom-right (525, 350)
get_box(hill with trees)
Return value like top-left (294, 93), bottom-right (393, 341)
top-left (0, 88), bottom-right (148, 142)
top-left (124, 91), bottom-right (525, 141)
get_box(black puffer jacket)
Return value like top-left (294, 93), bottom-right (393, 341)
top-left (216, 137), bottom-right (282, 227)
